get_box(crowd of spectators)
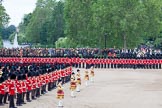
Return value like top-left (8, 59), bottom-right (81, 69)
top-left (0, 47), bottom-right (162, 59)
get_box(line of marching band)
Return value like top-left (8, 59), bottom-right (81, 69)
top-left (56, 67), bottom-right (95, 107)
top-left (0, 66), bottom-right (72, 108)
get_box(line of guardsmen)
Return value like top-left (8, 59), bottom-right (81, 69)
top-left (0, 64), bottom-right (72, 108)
top-left (74, 59), bottom-right (162, 69)
top-left (1, 57), bottom-right (162, 69)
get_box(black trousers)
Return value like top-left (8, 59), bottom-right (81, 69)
top-left (75, 63), bottom-right (78, 68)
top-left (159, 64), bottom-right (161, 69)
top-left (3, 92), bottom-right (8, 103)
top-left (111, 64), bottom-right (113, 68)
top-left (107, 64), bottom-right (110, 68)
top-left (41, 85), bottom-right (46, 94)
top-left (98, 64), bottom-right (100, 68)
top-left (48, 83), bottom-right (51, 91)
top-left (79, 63), bottom-right (81, 68)
top-left (26, 91), bottom-right (31, 101)
top-left (104, 64), bottom-right (106, 68)
top-left (22, 92), bottom-right (26, 103)
top-left (0, 94), bottom-right (4, 104)
top-left (16, 93), bottom-right (22, 105)
top-left (101, 64), bottom-right (103, 68)
top-left (36, 88), bottom-right (40, 97)
top-left (83, 63), bottom-right (85, 68)
top-left (9, 95), bottom-right (15, 108)
top-left (32, 89), bottom-right (36, 99)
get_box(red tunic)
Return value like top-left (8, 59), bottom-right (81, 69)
top-left (16, 81), bottom-right (22, 94)
top-left (26, 78), bottom-right (32, 91)
top-left (0, 83), bottom-right (5, 95)
top-left (22, 81), bottom-right (27, 92)
top-left (32, 78), bottom-right (36, 89)
top-left (9, 80), bottom-right (16, 95)
top-left (61, 70), bottom-right (65, 77)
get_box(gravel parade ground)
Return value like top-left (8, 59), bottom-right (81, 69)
top-left (3, 68), bottom-right (162, 108)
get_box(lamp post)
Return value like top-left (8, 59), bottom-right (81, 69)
top-left (104, 33), bottom-right (107, 49)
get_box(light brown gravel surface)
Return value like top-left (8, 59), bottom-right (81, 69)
top-left (3, 68), bottom-right (162, 108)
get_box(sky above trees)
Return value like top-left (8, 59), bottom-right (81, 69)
top-left (2, 0), bottom-right (37, 26)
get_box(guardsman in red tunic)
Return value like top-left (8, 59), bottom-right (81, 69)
top-left (46, 72), bottom-right (51, 91)
top-left (16, 75), bottom-right (22, 106)
top-left (106, 59), bottom-right (110, 68)
top-left (26, 72), bottom-right (32, 102)
top-left (150, 59), bottom-right (153, 69)
top-left (152, 59), bottom-right (155, 69)
top-left (9, 74), bottom-right (17, 108)
top-left (82, 58), bottom-right (86, 68)
top-left (48, 72), bottom-right (53, 91)
top-left (21, 74), bottom-right (27, 104)
top-left (45, 73), bottom-right (49, 93)
top-left (59, 70), bottom-right (64, 84)
top-left (155, 59), bottom-right (158, 69)
top-left (35, 73), bottom-right (41, 98)
top-left (78, 57), bottom-right (81, 68)
top-left (0, 77), bottom-right (5, 106)
top-left (41, 74), bottom-right (46, 94)
top-left (75, 57), bottom-right (78, 68)
top-left (31, 73), bottom-right (37, 100)
top-left (3, 78), bottom-right (9, 104)
top-left (103, 58), bottom-right (106, 68)
top-left (96, 58), bottom-right (100, 68)
top-left (52, 72), bottom-right (56, 88)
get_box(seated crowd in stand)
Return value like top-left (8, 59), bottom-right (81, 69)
top-left (0, 47), bottom-right (162, 59)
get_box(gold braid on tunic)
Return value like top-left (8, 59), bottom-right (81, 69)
top-left (84, 71), bottom-right (89, 80)
top-left (76, 73), bottom-right (81, 85)
top-left (70, 77), bottom-right (76, 91)
top-left (57, 84), bottom-right (64, 99)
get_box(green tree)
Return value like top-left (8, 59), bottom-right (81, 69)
top-left (2, 25), bottom-right (16, 39)
top-left (17, 0), bottom-right (162, 49)
top-left (0, 1), bottom-right (10, 47)
top-left (19, 0), bottom-right (65, 47)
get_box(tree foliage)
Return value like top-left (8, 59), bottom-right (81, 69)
top-left (16, 0), bottom-right (162, 49)
top-left (0, 1), bottom-right (10, 47)
top-left (18, 0), bottom-right (64, 47)
top-left (1, 25), bottom-right (16, 39)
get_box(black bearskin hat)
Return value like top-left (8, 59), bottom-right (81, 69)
top-left (22, 74), bottom-right (26, 80)
top-left (58, 78), bottom-right (62, 83)
top-left (10, 73), bottom-right (16, 80)
top-left (27, 72), bottom-right (32, 77)
top-left (17, 75), bottom-right (22, 80)
top-left (0, 76), bottom-right (5, 83)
